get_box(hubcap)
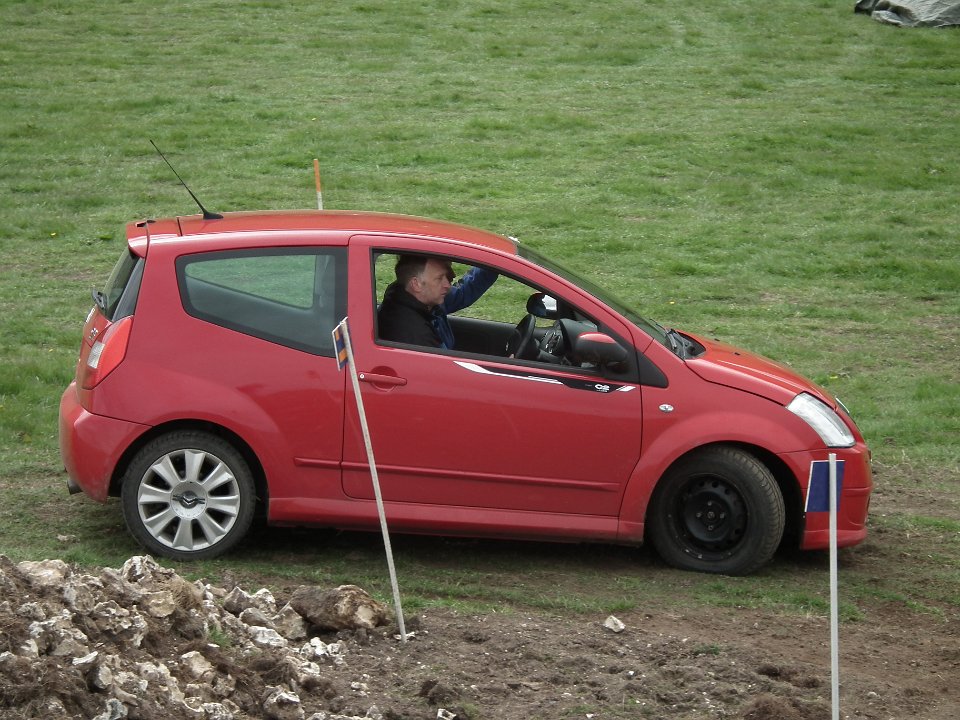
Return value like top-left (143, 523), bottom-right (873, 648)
top-left (171, 482), bottom-right (207, 517)
top-left (136, 448), bottom-right (241, 552)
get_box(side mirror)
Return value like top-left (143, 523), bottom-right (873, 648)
top-left (571, 331), bottom-right (628, 369)
top-left (526, 292), bottom-right (558, 319)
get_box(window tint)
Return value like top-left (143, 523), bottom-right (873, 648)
top-left (373, 252), bottom-right (601, 327)
top-left (374, 252), bottom-right (534, 325)
top-left (518, 244), bottom-right (668, 345)
top-left (372, 250), bottom-right (606, 359)
top-left (178, 248), bottom-right (345, 356)
top-left (101, 250), bottom-right (143, 321)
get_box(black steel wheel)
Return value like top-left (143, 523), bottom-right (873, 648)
top-left (121, 431), bottom-right (256, 560)
top-left (647, 446), bottom-right (785, 575)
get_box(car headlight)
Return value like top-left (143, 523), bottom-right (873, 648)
top-left (787, 393), bottom-right (855, 448)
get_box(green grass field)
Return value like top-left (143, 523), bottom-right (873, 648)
top-left (0, 1), bottom-right (957, 615)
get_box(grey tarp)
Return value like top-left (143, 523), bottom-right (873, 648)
top-left (855, 0), bottom-right (960, 26)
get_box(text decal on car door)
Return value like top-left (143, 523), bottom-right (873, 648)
top-left (455, 361), bottom-right (636, 393)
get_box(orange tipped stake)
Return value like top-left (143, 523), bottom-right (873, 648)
top-left (313, 158), bottom-right (323, 210)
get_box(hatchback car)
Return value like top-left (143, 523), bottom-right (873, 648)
top-left (59, 210), bottom-right (872, 575)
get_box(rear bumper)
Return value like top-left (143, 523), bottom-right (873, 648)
top-left (779, 445), bottom-right (873, 550)
top-left (59, 383), bottom-right (150, 503)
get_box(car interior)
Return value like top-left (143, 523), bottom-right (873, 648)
top-left (371, 250), bottom-right (624, 370)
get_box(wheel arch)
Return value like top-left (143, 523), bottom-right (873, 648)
top-left (641, 441), bottom-right (795, 574)
top-left (732, 443), bottom-right (803, 550)
top-left (109, 420), bottom-right (269, 516)
top-left (640, 441), bottom-right (802, 548)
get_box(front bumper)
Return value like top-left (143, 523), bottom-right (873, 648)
top-left (779, 444), bottom-right (873, 550)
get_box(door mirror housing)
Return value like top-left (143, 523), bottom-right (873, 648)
top-left (571, 330), bottom-right (628, 370)
top-left (526, 292), bottom-right (558, 319)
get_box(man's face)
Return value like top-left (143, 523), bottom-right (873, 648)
top-left (410, 258), bottom-right (452, 308)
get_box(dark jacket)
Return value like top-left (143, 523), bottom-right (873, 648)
top-left (378, 283), bottom-right (441, 347)
top-left (377, 266), bottom-right (498, 349)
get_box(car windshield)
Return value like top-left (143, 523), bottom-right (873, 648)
top-left (517, 244), bottom-right (669, 345)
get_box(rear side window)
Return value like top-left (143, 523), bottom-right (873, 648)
top-left (99, 250), bottom-right (144, 321)
top-left (177, 248), bottom-right (345, 356)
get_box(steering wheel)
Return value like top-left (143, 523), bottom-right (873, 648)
top-left (506, 314), bottom-right (538, 360)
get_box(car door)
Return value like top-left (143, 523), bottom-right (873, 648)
top-left (340, 236), bottom-right (643, 518)
top-left (171, 246), bottom-right (348, 511)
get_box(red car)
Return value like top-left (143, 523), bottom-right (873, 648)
top-left (59, 210), bottom-right (872, 574)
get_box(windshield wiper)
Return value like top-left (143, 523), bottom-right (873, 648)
top-left (665, 329), bottom-right (684, 357)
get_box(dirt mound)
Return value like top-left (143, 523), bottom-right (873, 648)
top-left (0, 553), bottom-right (956, 719)
top-left (0, 555), bottom-right (389, 719)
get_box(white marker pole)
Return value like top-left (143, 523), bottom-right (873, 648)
top-left (829, 452), bottom-right (840, 720)
top-left (337, 318), bottom-right (407, 641)
top-left (313, 158), bottom-right (324, 210)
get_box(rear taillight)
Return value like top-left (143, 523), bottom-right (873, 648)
top-left (79, 316), bottom-right (133, 389)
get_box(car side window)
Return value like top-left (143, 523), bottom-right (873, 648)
top-left (372, 251), bottom-right (603, 363)
top-left (177, 248), bottom-right (345, 356)
top-left (374, 252), bottom-right (532, 323)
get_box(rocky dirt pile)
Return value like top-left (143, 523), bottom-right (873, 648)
top-left (2, 552), bottom-right (955, 719)
top-left (0, 555), bottom-right (395, 720)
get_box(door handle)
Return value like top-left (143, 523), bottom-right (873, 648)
top-left (358, 371), bottom-right (407, 387)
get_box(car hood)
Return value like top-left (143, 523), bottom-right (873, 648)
top-left (683, 334), bottom-right (833, 407)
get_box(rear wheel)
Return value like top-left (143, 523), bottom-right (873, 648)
top-left (647, 446), bottom-right (785, 575)
top-left (121, 431), bottom-right (256, 560)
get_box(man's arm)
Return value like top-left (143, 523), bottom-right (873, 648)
top-left (443, 266), bottom-right (499, 314)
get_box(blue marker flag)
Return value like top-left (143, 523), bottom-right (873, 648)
top-left (332, 320), bottom-right (349, 370)
top-left (805, 459), bottom-right (845, 513)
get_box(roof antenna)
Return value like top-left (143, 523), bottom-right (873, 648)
top-left (149, 139), bottom-right (222, 220)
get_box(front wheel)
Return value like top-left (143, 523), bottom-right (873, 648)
top-left (121, 431), bottom-right (256, 560)
top-left (647, 447), bottom-right (785, 575)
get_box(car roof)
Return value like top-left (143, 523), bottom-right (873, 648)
top-left (127, 210), bottom-right (519, 256)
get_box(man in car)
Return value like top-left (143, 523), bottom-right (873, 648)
top-left (378, 254), bottom-right (498, 349)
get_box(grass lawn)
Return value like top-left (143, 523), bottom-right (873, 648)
top-left (0, 1), bottom-right (957, 615)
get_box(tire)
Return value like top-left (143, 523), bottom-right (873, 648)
top-left (121, 431), bottom-right (256, 560)
top-left (647, 446), bottom-right (785, 575)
